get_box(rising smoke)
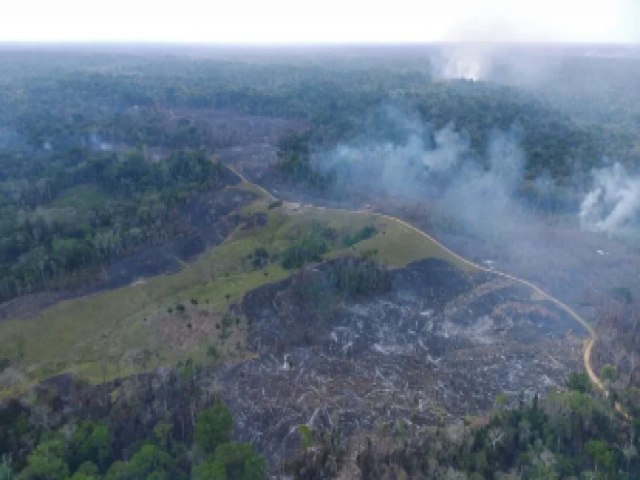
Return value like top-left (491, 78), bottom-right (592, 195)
top-left (432, 46), bottom-right (491, 81)
top-left (310, 105), bottom-right (640, 305)
top-left (313, 106), bottom-right (527, 236)
top-left (317, 106), bottom-right (640, 241)
top-left (580, 162), bottom-right (640, 236)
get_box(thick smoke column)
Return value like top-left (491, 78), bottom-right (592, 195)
top-left (435, 53), bottom-right (486, 81)
top-left (311, 106), bottom-right (640, 312)
top-left (580, 163), bottom-right (640, 236)
top-left (314, 109), bottom-right (474, 199)
top-left (432, 45), bottom-right (493, 81)
top-left (314, 107), bottom-right (529, 243)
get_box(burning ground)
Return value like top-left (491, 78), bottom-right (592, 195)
top-left (214, 256), bottom-right (583, 471)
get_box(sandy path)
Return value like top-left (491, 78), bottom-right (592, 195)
top-left (228, 165), bottom-right (608, 397)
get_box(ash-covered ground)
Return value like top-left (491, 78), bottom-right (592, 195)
top-left (216, 257), bottom-right (582, 470)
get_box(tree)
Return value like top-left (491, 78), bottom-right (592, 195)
top-left (70, 421), bottom-right (113, 470)
top-left (601, 365), bottom-right (618, 384)
top-left (566, 372), bottom-right (592, 393)
top-left (69, 460), bottom-right (99, 480)
top-left (126, 444), bottom-right (182, 480)
top-left (193, 443), bottom-right (265, 480)
top-left (585, 440), bottom-right (615, 474)
top-left (18, 439), bottom-right (69, 480)
top-left (487, 427), bottom-right (504, 452)
top-left (0, 462), bottom-right (14, 480)
top-left (192, 458), bottom-right (226, 480)
top-left (195, 401), bottom-right (233, 455)
top-left (102, 461), bottom-right (128, 480)
top-left (153, 422), bottom-right (173, 451)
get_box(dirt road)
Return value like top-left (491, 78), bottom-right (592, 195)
top-left (228, 165), bottom-right (608, 396)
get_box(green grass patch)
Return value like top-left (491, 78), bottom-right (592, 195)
top-left (0, 190), bottom-right (474, 392)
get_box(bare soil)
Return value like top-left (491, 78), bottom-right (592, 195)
top-left (215, 258), bottom-right (581, 469)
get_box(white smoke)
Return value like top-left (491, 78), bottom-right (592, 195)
top-left (88, 133), bottom-right (113, 151)
top-left (432, 46), bottom-right (492, 81)
top-left (580, 163), bottom-right (640, 236)
top-left (438, 55), bottom-right (485, 81)
top-left (315, 111), bottom-right (527, 238)
top-left (316, 118), bottom-right (471, 198)
top-left (423, 124), bottom-right (468, 172)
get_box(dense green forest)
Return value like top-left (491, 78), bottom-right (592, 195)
top-left (0, 53), bottom-right (621, 175)
top-left (0, 51), bottom-right (633, 304)
top-left (0, 147), bottom-right (225, 301)
top-left (0, 387), bottom-right (264, 479)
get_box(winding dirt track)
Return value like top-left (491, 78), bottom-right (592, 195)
top-left (227, 166), bottom-right (607, 396)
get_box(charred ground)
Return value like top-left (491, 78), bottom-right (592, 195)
top-left (217, 256), bottom-right (582, 470)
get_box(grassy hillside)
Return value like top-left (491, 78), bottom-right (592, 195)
top-left (0, 179), bottom-right (472, 397)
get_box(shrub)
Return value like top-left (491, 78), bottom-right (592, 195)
top-left (281, 235), bottom-right (328, 269)
top-left (343, 225), bottom-right (377, 247)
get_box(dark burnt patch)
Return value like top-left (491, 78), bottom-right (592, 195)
top-left (223, 256), bottom-right (582, 470)
top-left (392, 258), bottom-right (472, 306)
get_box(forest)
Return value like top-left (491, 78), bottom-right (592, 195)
top-left (1, 48), bottom-right (640, 479)
top-left (1, 371), bottom-right (637, 479)
top-left (0, 365), bottom-right (265, 480)
top-left (1, 51), bottom-right (629, 303)
top-left (0, 147), bottom-right (225, 301)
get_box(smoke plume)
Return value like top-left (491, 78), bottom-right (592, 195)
top-left (432, 46), bottom-right (491, 81)
top-left (580, 163), bottom-right (640, 236)
top-left (310, 106), bottom-right (640, 308)
top-left (314, 107), bottom-right (526, 230)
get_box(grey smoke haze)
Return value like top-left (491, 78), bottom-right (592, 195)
top-left (580, 163), bottom-right (640, 236)
top-left (88, 133), bottom-right (113, 152)
top-left (430, 44), bottom-right (557, 82)
top-left (438, 128), bottom-right (525, 234)
top-left (314, 107), bottom-right (527, 233)
top-left (0, 126), bottom-right (24, 152)
top-left (432, 45), bottom-right (492, 81)
top-left (314, 106), bottom-right (640, 256)
top-left (310, 107), bottom-right (640, 309)
top-left (325, 118), bottom-right (469, 196)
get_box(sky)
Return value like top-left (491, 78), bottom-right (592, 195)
top-left (1, 0), bottom-right (639, 44)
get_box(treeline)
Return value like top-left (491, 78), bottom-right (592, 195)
top-left (0, 357), bottom-right (267, 480)
top-left (274, 80), bottom-right (609, 190)
top-left (1, 53), bottom-right (619, 181)
top-left (438, 375), bottom-right (639, 479)
top-left (0, 148), bottom-right (225, 301)
top-left (290, 373), bottom-right (640, 479)
top-left (0, 397), bottom-right (264, 480)
top-left (592, 300), bottom-right (640, 418)
top-left (0, 51), bottom-right (631, 295)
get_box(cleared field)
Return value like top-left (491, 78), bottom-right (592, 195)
top-left (0, 180), bottom-right (473, 395)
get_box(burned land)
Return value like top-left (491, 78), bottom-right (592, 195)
top-left (1, 48), bottom-right (639, 479)
top-left (1, 256), bottom-right (584, 475)
top-left (219, 257), bottom-right (582, 469)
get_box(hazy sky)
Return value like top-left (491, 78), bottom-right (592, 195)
top-left (1, 0), bottom-right (639, 44)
